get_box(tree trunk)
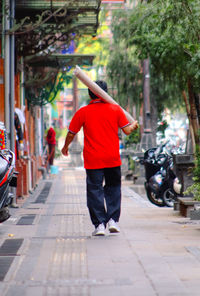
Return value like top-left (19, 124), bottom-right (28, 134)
top-left (194, 93), bottom-right (200, 126)
top-left (182, 90), bottom-right (195, 153)
top-left (150, 96), bottom-right (157, 147)
top-left (187, 80), bottom-right (200, 146)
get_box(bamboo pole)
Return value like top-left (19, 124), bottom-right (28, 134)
top-left (73, 66), bottom-right (135, 123)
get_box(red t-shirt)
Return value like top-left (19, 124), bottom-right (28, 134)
top-left (69, 99), bottom-right (130, 169)
top-left (46, 127), bottom-right (56, 145)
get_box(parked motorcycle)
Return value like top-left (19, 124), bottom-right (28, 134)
top-left (139, 142), bottom-right (182, 207)
top-left (0, 149), bottom-right (18, 222)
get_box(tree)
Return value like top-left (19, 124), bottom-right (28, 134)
top-left (129, 0), bottom-right (200, 148)
top-left (106, 10), bottom-right (142, 118)
top-left (107, 45), bottom-right (142, 112)
top-left (150, 65), bottom-right (183, 140)
top-left (106, 8), bottom-right (184, 142)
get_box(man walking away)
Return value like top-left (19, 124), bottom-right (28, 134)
top-left (61, 80), bottom-right (138, 236)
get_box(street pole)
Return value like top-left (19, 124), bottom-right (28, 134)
top-left (140, 0), bottom-right (153, 150)
top-left (69, 75), bottom-right (82, 167)
top-left (143, 58), bottom-right (151, 133)
top-left (10, 0), bottom-right (18, 207)
top-left (5, 0), bottom-right (18, 207)
top-left (72, 76), bottom-right (78, 143)
top-left (73, 76), bottom-right (78, 114)
top-left (140, 59), bottom-right (153, 150)
top-left (4, 0), bottom-right (10, 148)
top-left (10, 0), bottom-right (15, 153)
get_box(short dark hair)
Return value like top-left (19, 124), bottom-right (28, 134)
top-left (88, 80), bottom-right (108, 99)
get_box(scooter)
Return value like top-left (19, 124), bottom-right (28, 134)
top-left (0, 149), bottom-right (18, 222)
top-left (140, 142), bottom-right (182, 207)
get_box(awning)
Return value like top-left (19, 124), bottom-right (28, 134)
top-left (15, 0), bottom-right (100, 35)
top-left (25, 53), bottom-right (96, 68)
top-left (25, 53), bottom-right (96, 89)
top-left (16, 0), bottom-right (100, 10)
top-left (13, 1), bottom-right (100, 56)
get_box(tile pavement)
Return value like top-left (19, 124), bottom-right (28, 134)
top-left (0, 159), bottom-right (200, 295)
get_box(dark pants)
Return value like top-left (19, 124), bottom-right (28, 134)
top-left (48, 144), bottom-right (56, 165)
top-left (86, 166), bottom-right (121, 228)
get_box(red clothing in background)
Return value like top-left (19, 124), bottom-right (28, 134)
top-left (46, 127), bottom-right (56, 165)
top-left (46, 127), bottom-right (56, 145)
top-left (69, 99), bottom-right (129, 169)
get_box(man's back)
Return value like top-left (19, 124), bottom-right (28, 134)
top-left (69, 99), bottom-right (129, 169)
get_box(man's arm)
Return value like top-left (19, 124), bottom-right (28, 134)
top-left (122, 121), bottom-right (139, 135)
top-left (61, 131), bottom-right (75, 156)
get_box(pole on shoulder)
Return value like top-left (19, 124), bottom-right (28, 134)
top-left (73, 66), bottom-right (135, 123)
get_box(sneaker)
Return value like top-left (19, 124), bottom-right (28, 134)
top-left (92, 223), bottom-right (105, 236)
top-left (108, 219), bottom-right (120, 233)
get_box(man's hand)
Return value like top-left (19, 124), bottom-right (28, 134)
top-left (131, 120), bottom-right (139, 130)
top-left (61, 131), bottom-right (75, 156)
top-left (61, 146), bottom-right (69, 156)
top-left (122, 120), bottom-right (139, 135)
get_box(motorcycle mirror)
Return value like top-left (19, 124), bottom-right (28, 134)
top-left (132, 156), bottom-right (138, 161)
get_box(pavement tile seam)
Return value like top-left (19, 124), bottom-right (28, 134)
top-left (185, 246), bottom-right (200, 263)
top-left (0, 278), bottom-right (162, 286)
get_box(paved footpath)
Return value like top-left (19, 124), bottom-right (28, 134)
top-left (1, 159), bottom-right (200, 296)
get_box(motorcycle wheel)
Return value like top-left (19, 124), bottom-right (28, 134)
top-left (146, 187), bottom-right (165, 207)
top-left (0, 207), bottom-right (10, 223)
top-left (163, 189), bottom-right (176, 207)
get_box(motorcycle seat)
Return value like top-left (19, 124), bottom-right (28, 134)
top-left (0, 157), bottom-right (9, 182)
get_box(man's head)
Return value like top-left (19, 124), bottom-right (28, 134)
top-left (88, 80), bottom-right (108, 100)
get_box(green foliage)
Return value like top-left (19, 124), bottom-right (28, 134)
top-left (26, 72), bottom-right (71, 106)
top-left (157, 120), bottom-right (169, 138)
top-left (129, 0), bottom-right (200, 92)
top-left (47, 73), bottom-right (72, 103)
top-left (194, 146), bottom-right (200, 182)
top-left (124, 128), bottom-right (140, 148)
top-left (107, 47), bottom-right (142, 109)
top-left (128, 156), bottom-right (135, 171)
top-left (184, 145), bottom-right (200, 200)
top-left (54, 127), bottom-right (62, 158)
top-left (106, 10), bottom-right (142, 111)
top-left (53, 127), bottom-right (64, 143)
top-left (106, 7), bottom-right (184, 121)
top-left (150, 64), bottom-right (184, 116)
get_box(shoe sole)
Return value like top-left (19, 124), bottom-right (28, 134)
top-left (109, 227), bottom-right (120, 233)
top-left (93, 232), bottom-right (105, 236)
